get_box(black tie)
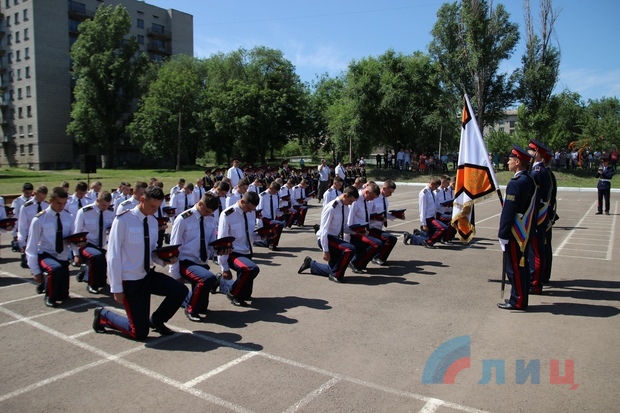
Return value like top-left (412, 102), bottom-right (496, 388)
top-left (199, 215), bottom-right (207, 262)
top-left (339, 203), bottom-right (344, 239)
top-left (243, 212), bottom-right (253, 255)
top-left (55, 213), bottom-right (63, 254)
top-left (199, 187), bottom-right (203, 198)
top-left (78, 198), bottom-right (83, 209)
top-left (143, 217), bottom-right (150, 273)
top-left (383, 197), bottom-right (388, 228)
top-left (37, 202), bottom-right (42, 213)
top-left (184, 193), bottom-right (188, 210)
top-left (270, 195), bottom-right (274, 219)
top-left (236, 168), bottom-right (242, 179)
top-left (98, 209), bottom-right (104, 248)
top-left (363, 199), bottom-right (369, 227)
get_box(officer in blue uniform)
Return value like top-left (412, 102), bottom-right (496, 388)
top-left (595, 156), bottom-right (614, 215)
top-left (497, 145), bottom-right (537, 311)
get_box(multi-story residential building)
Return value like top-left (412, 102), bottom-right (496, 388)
top-left (483, 109), bottom-right (518, 136)
top-left (0, 0), bottom-right (193, 169)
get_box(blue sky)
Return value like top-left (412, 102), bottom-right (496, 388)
top-left (145, 0), bottom-right (620, 102)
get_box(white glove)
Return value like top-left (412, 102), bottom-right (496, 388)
top-left (498, 238), bottom-right (508, 252)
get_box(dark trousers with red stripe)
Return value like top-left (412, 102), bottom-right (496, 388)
top-left (505, 240), bottom-right (530, 310)
top-left (529, 224), bottom-right (546, 293)
top-left (293, 205), bottom-right (308, 226)
top-left (39, 253), bottom-right (70, 302)
top-left (436, 215), bottom-right (456, 241)
top-left (258, 217), bottom-right (284, 248)
top-left (228, 252), bottom-right (260, 300)
top-left (312, 235), bottom-right (354, 279)
top-left (541, 228), bottom-right (553, 284)
top-left (425, 217), bottom-right (447, 245)
top-left (349, 233), bottom-right (383, 269)
top-left (368, 228), bottom-right (397, 262)
top-left (285, 210), bottom-right (300, 228)
top-left (80, 243), bottom-right (107, 290)
top-left (99, 269), bottom-right (188, 340)
top-left (179, 259), bottom-right (217, 315)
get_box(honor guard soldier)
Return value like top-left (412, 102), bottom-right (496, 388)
top-left (542, 150), bottom-right (558, 285)
top-left (527, 139), bottom-right (553, 294)
top-left (323, 176), bottom-right (344, 207)
top-left (169, 192), bottom-right (221, 322)
top-left (497, 145), bottom-right (537, 310)
top-left (256, 181), bottom-right (285, 251)
top-left (93, 186), bottom-right (188, 339)
top-left (18, 186), bottom-right (50, 267)
top-left (67, 181), bottom-right (93, 217)
top-left (368, 179), bottom-right (399, 265)
top-left (345, 183), bottom-right (383, 273)
top-left (297, 186), bottom-right (358, 283)
top-left (10, 182), bottom-right (34, 252)
top-left (217, 191), bottom-right (261, 307)
top-left (26, 187), bottom-right (78, 307)
top-left (595, 155), bottom-right (614, 215)
top-left (73, 191), bottom-right (115, 293)
top-left (203, 170), bottom-right (214, 192)
top-left (116, 181), bottom-right (147, 215)
top-left (410, 177), bottom-right (447, 248)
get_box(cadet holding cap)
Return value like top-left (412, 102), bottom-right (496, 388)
top-left (93, 186), bottom-right (188, 339)
top-left (595, 155), bottom-right (614, 215)
top-left (497, 145), bottom-right (537, 311)
top-left (169, 192), bottom-right (223, 322)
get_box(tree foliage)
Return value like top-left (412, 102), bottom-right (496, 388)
top-left (429, 0), bottom-right (520, 130)
top-left (67, 5), bottom-right (147, 168)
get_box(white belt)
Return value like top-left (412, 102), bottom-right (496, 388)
top-left (599, 179), bottom-right (611, 182)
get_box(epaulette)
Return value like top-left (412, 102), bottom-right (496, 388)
top-left (121, 199), bottom-right (132, 206)
top-left (259, 191), bottom-right (269, 197)
top-left (224, 207), bottom-right (234, 216)
top-left (115, 209), bottom-right (130, 218)
top-left (423, 188), bottom-right (428, 193)
top-left (36, 210), bottom-right (46, 217)
top-left (82, 205), bottom-right (94, 212)
top-left (181, 210), bottom-right (193, 219)
top-left (332, 200), bottom-right (339, 208)
top-left (24, 200), bottom-right (34, 207)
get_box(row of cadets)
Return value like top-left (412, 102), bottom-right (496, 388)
top-left (25, 187), bottom-right (80, 308)
top-left (497, 145), bottom-right (537, 311)
top-left (345, 182), bottom-right (383, 274)
top-left (322, 176), bottom-right (344, 206)
top-left (256, 181), bottom-right (285, 251)
top-left (10, 182), bottom-right (34, 252)
top-left (169, 182), bottom-right (195, 219)
top-left (116, 181), bottom-right (147, 215)
top-left (368, 179), bottom-right (399, 265)
top-left (434, 175), bottom-right (457, 243)
top-left (527, 139), bottom-right (553, 295)
top-left (169, 192), bottom-right (222, 322)
top-left (73, 191), bottom-right (115, 294)
top-left (93, 186), bottom-right (188, 339)
top-left (297, 186), bottom-right (359, 283)
top-left (291, 178), bottom-right (312, 227)
top-left (218, 191), bottom-right (261, 307)
top-left (403, 177), bottom-right (447, 248)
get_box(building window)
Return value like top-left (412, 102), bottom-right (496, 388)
top-left (25, 85), bottom-right (30, 97)
top-left (27, 124), bottom-right (32, 135)
top-left (509, 121), bottom-right (516, 128)
top-left (69, 19), bottom-right (80, 33)
top-left (5, 0), bottom-right (9, 9)
top-left (23, 9), bottom-right (28, 21)
top-left (15, 31), bottom-right (19, 43)
top-left (151, 23), bottom-right (164, 34)
top-left (14, 0), bottom-right (19, 5)
top-left (25, 66), bottom-right (30, 78)
top-left (18, 107), bottom-right (22, 118)
top-left (14, 12), bottom-right (19, 24)
top-left (24, 28), bottom-right (29, 40)
top-left (9, 71), bottom-right (13, 81)
top-left (7, 53), bottom-right (12, 64)
top-left (137, 18), bottom-right (144, 28)
top-left (24, 47), bottom-right (29, 59)
top-left (15, 50), bottom-right (20, 61)
top-left (6, 16), bottom-right (10, 27)
top-left (137, 34), bottom-right (144, 45)
top-left (26, 105), bottom-right (31, 117)
top-left (17, 88), bottom-right (21, 99)
top-left (19, 125), bottom-right (23, 136)
top-left (19, 144), bottom-right (24, 155)
top-left (16, 68), bottom-right (21, 80)
top-left (9, 90), bottom-right (13, 101)
top-left (499, 127), bottom-right (504, 132)
top-left (28, 143), bottom-right (33, 154)
top-left (6, 34), bottom-right (11, 45)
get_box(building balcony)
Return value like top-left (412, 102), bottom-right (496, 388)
top-left (68, 4), bottom-right (95, 21)
top-left (147, 41), bottom-right (172, 55)
top-left (147, 28), bottom-right (172, 40)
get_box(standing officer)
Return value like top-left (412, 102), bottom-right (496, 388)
top-left (93, 186), bottom-right (188, 339)
top-left (297, 186), bottom-right (358, 283)
top-left (218, 191), bottom-right (261, 307)
top-left (73, 191), bottom-right (115, 293)
top-left (317, 159), bottom-right (331, 203)
top-left (226, 158), bottom-right (245, 194)
top-left (595, 155), bottom-right (614, 215)
top-left (497, 145), bottom-right (537, 311)
top-left (527, 139), bottom-right (552, 294)
top-left (26, 187), bottom-right (76, 307)
top-left (169, 192), bottom-right (221, 322)
top-left (368, 179), bottom-right (399, 265)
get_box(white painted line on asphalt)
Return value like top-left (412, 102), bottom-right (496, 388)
top-left (606, 201), bottom-right (618, 260)
top-left (554, 201), bottom-right (600, 258)
top-left (418, 398), bottom-right (444, 413)
top-left (283, 377), bottom-right (341, 413)
top-left (0, 281), bottom-right (28, 289)
top-left (183, 352), bottom-right (257, 388)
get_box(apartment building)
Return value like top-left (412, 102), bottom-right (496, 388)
top-left (483, 109), bottom-right (518, 136)
top-left (0, 0), bottom-right (193, 169)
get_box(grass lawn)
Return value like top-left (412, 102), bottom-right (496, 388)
top-left (0, 164), bottom-right (602, 197)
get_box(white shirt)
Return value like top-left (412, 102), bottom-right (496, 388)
top-left (369, 194), bottom-right (395, 230)
top-left (318, 164), bottom-right (330, 181)
top-left (317, 198), bottom-right (349, 252)
top-left (106, 206), bottom-right (166, 293)
top-left (67, 193), bottom-right (93, 217)
top-left (217, 203), bottom-right (257, 271)
top-left (73, 202), bottom-right (115, 248)
top-left (335, 164), bottom-right (346, 179)
top-left (25, 206), bottom-right (75, 274)
top-left (169, 206), bottom-right (217, 279)
top-left (291, 185), bottom-right (309, 207)
top-left (323, 187), bottom-right (341, 207)
top-left (435, 186), bottom-right (454, 218)
top-left (345, 192), bottom-right (369, 241)
top-left (115, 196), bottom-right (140, 215)
top-left (227, 166), bottom-right (244, 190)
top-left (419, 185), bottom-right (437, 222)
top-left (226, 190), bottom-right (243, 208)
top-left (18, 199), bottom-right (50, 247)
top-left (169, 191), bottom-right (193, 217)
top-left (257, 191), bottom-right (281, 220)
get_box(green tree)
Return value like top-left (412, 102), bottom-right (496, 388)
top-left (429, 0), bottom-right (520, 130)
top-left (128, 55), bottom-right (205, 169)
top-left (546, 90), bottom-right (585, 151)
top-left (581, 97), bottom-right (620, 152)
top-left (67, 5), bottom-right (147, 168)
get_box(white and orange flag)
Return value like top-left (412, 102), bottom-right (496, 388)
top-left (451, 94), bottom-right (500, 244)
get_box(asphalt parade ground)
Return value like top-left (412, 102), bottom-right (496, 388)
top-left (0, 186), bottom-right (618, 413)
